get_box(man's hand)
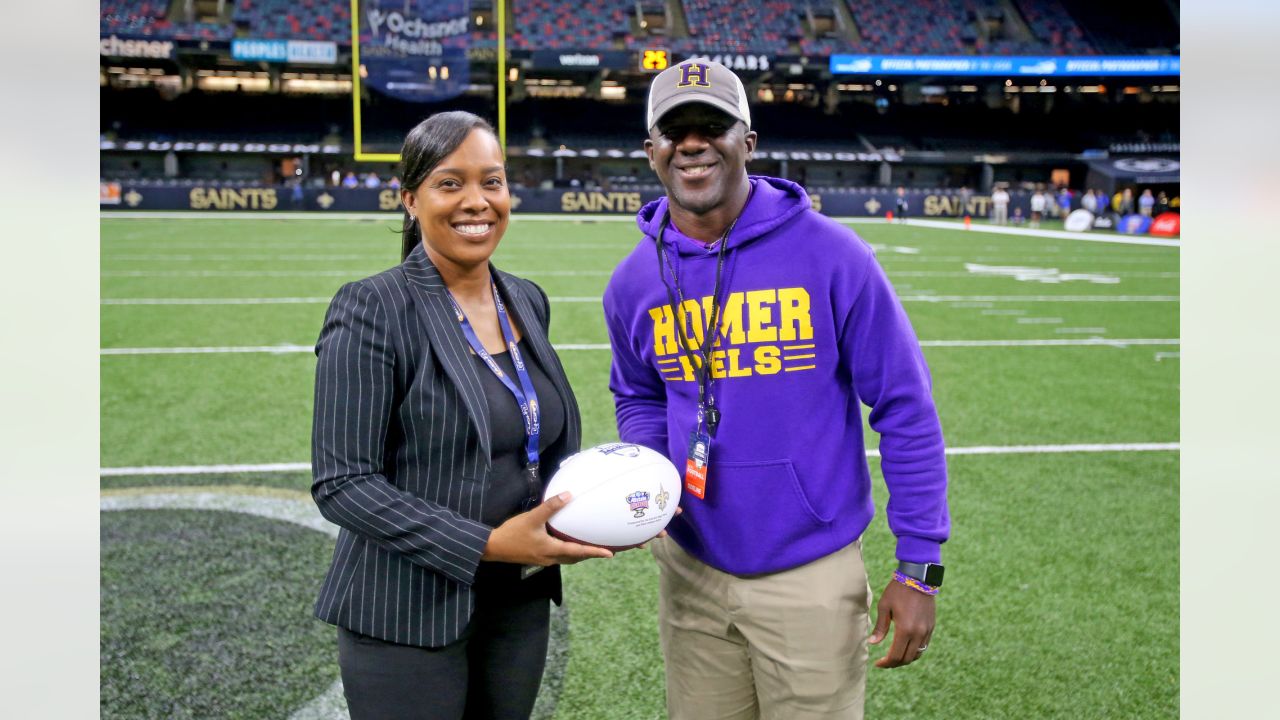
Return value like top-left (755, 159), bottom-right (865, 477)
top-left (482, 492), bottom-right (615, 566)
top-left (869, 579), bottom-right (936, 668)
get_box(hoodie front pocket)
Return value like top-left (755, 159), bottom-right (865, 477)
top-left (708, 459), bottom-right (830, 550)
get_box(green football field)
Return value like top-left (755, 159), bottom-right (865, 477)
top-left (101, 214), bottom-right (1179, 719)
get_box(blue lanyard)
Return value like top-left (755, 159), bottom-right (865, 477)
top-left (445, 280), bottom-right (541, 470)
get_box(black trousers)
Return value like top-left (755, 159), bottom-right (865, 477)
top-left (337, 592), bottom-right (551, 720)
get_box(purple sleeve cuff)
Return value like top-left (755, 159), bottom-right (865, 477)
top-left (895, 535), bottom-right (942, 564)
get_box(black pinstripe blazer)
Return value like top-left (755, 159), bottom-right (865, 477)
top-left (310, 243), bottom-right (582, 648)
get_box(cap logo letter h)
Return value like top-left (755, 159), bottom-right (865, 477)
top-left (678, 63), bottom-right (710, 88)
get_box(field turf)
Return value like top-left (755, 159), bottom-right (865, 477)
top-left (101, 214), bottom-right (1179, 718)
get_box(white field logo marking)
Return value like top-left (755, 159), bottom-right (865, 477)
top-left (965, 263), bottom-right (1119, 284)
top-left (870, 243), bottom-right (921, 255)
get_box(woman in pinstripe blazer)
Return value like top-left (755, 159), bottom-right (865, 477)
top-left (311, 112), bottom-right (613, 719)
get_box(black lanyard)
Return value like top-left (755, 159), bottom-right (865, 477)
top-left (653, 194), bottom-right (750, 437)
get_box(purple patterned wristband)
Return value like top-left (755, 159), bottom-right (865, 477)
top-left (893, 570), bottom-right (940, 596)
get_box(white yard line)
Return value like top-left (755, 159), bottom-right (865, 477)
top-left (101, 462), bottom-right (312, 476)
top-left (899, 295), bottom-right (1177, 302)
top-left (836, 217), bottom-right (1182, 247)
top-left (102, 211), bottom-right (1179, 247)
top-left (102, 211), bottom-right (402, 221)
top-left (102, 296), bottom-right (605, 306)
top-left (102, 294), bottom-right (1174, 306)
top-left (103, 297), bottom-right (333, 305)
top-left (101, 345), bottom-right (316, 355)
top-left (102, 211), bottom-right (639, 222)
top-left (919, 338), bottom-right (1177, 347)
top-left (100, 338), bottom-right (1179, 356)
top-left (100, 441), bottom-right (1179, 476)
top-left (922, 442), bottom-right (1179, 456)
top-left (102, 269), bottom-right (612, 277)
top-left (888, 270), bottom-right (1179, 278)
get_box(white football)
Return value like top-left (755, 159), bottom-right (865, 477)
top-left (543, 442), bottom-right (682, 550)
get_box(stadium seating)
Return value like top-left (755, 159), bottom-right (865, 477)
top-left (233, 0), bottom-right (351, 43)
top-left (100, 0), bottom-right (234, 40)
top-left (100, 1), bottom-right (168, 36)
top-left (100, 1), bottom-right (1106, 55)
top-left (1011, 0), bottom-right (1095, 54)
top-left (510, 0), bottom-right (634, 50)
top-left (672, 0), bottom-right (802, 54)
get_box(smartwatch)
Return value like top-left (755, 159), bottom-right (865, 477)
top-left (897, 561), bottom-right (945, 588)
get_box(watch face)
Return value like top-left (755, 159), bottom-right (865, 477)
top-left (924, 564), bottom-right (945, 587)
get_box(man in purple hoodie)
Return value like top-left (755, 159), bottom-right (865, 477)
top-left (604, 59), bottom-right (950, 719)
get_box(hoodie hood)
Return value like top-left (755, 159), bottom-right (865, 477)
top-left (636, 176), bottom-right (811, 257)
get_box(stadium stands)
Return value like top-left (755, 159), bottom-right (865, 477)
top-left (101, 0), bottom-right (234, 40)
top-left (100, 1), bottom-right (168, 36)
top-left (510, 0), bottom-right (634, 50)
top-left (99, 1), bottom-right (1121, 56)
top-left (233, 0), bottom-right (351, 44)
top-left (1008, 0), bottom-right (1095, 54)
top-left (672, 0), bottom-right (801, 54)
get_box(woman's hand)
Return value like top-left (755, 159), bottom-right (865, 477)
top-left (482, 492), bottom-right (615, 566)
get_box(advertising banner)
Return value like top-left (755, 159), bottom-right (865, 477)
top-left (231, 39), bottom-right (338, 64)
top-left (1117, 214), bottom-right (1154, 235)
top-left (684, 53), bottom-right (772, 72)
top-left (830, 54), bottom-right (1180, 77)
top-left (100, 186), bottom-right (1034, 219)
top-left (100, 35), bottom-right (175, 59)
top-left (531, 50), bottom-right (631, 70)
top-left (100, 182), bottom-right (122, 206)
top-left (357, 0), bottom-right (469, 102)
top-left (1148, 212), bottom-right (1181, 237)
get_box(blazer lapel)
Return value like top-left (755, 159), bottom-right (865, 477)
top-left (401, 245), bottom-right (493, 464)
top-left (494, 270), bottom-right (582, 455)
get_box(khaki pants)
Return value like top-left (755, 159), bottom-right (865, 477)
top-left (651, 537), bottom-right (871, 720)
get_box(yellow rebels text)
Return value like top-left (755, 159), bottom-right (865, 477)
top-left (648, 287), bottom-right (816, 380)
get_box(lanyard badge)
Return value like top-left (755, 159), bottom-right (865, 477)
top-left (686, 423), bottom-right (711, 500)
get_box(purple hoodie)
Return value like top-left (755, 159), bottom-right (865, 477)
top-left (604, 176), bottom-right (949, 574)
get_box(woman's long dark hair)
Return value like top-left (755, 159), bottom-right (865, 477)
top-left (398, 111), bottom-right (499, 261)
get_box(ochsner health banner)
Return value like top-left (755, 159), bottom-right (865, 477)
top-left (357, 0), bottom-right (469, 102)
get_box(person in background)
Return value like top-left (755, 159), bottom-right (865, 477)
top-left (1139, 188), bottom-right (1155, 217)
top-left (1029, 185), bottom-right (1046, 228)
top-left (991, 184), bottom-right (1010, 225)
top-left (363, 172), bottom-right (381, 189)
top-left (1081, 188), bottom-right (1098, 215)
top-left (1155, 191), bottom-right (1170, 215)
top-left (1056, 187), bottom-right (1072, 217)
top-left (1118, 187), bottom-right (1135, 215)
top-left (895, 186), bottom-right (909, 223)
top-left (341, 171), bottom-right (359, 189)
top-left (311, 111), bottom-right (612, 720)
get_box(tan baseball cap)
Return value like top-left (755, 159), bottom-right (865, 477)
top-left (646, 59), bottom-right (751, 132)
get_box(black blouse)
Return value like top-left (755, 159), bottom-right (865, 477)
top-left (471, 338), bottom-right (566, 596)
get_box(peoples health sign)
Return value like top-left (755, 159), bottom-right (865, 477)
top-left (829, 55), bottom-right (1180, 76)
top-left (232, 39), bottom-right (338, 64)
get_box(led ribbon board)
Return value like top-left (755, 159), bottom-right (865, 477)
top-left (829, 55), bottom-right (1180, 77)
